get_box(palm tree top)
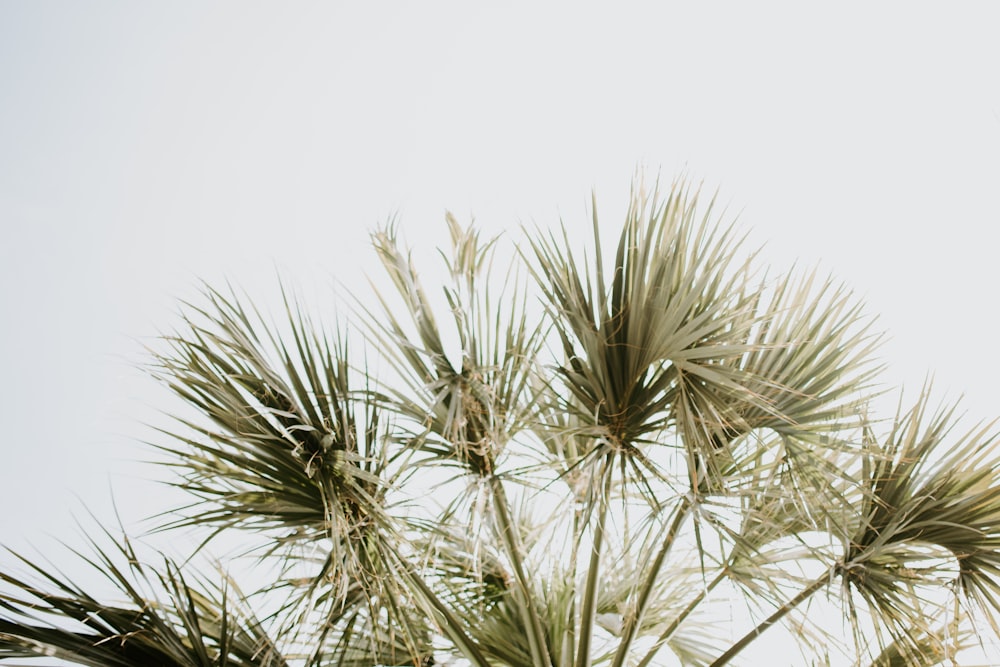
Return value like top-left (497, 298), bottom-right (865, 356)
top-left (2, 178), bottom-right (999, 666)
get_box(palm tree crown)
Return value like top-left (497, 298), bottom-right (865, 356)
top-left (3, 179), bottom-right (999, 666)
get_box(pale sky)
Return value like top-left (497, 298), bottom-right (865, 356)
top-left (2, 2), bottom-right (999, 661)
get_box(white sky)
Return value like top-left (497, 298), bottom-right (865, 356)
top-left (2, 2), bottom-right (1000, 662)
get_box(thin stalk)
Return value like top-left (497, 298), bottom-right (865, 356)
top-left (561, 503), bottom-right (583, 667)
top-left (708, 568), bottom-right (833, 667)
top-left (635, 569), bottom-right (727, 667)
top-left (575, 454), bottom-right (614, 667)
top-left (490, 475), bottom-right (553, 667)
top-left (610, 495), bottom-right (694, 667)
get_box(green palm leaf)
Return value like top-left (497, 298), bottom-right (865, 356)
top-left (146, 284), bottom-right (445, 665)
top-left (528, 182), bottom-right (759, 455)
top-left (0, 525), bottom-right (287, 667)
top-left (839, 390), bottom-right (1000, 660)
top-left (365, 215), bottom-right (547, 478)
top-left (150, 285), bottom-right (395, 544)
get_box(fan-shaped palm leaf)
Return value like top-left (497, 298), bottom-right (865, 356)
top-left (528, 182), bottom-right (759, 455)
top-left (366, 214), bottom-right (547, 477)
top-left (147, 284), bottom-right (444, 665)
top-left (839, 391), bottom-right (1000, 660)
top-left (0, 526), bottom-right (287, 667)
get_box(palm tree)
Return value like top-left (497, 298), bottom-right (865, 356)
top-left (3, 179), bottom-right (1000, 666)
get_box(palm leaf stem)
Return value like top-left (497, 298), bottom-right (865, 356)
top-left (635, 569), bottom-right (728, 667)
top-left (610, 494), bottom-right (694, 667)
top-left (560, 499), bottom-right (585, 667)
top-left (575, 453), bottom-right (614, 667)
top-left (489, 475), bottom-right (553, 667)
top-left (708, 567), bottom-right (832, 667)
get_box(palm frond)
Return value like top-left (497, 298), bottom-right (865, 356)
top-left (144, 284), bottom-right (453, 665)
top-left (528, 181), bottom-right (759, 455)
top-left (364, 215), bottom-right (548, 480)
top-left (150, 284), bottom-right (395, 545)
top-left (672, 270), bottom-right (881, 496)
top-left (735, 271), bottom-right (882, 436)
top-left (839, 389), bottom-right (1000, 659)
top-left (0, 526), bottom-right (288, 667)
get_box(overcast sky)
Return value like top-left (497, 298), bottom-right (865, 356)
top-left (2, 1), bottom-right (1000, 646)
